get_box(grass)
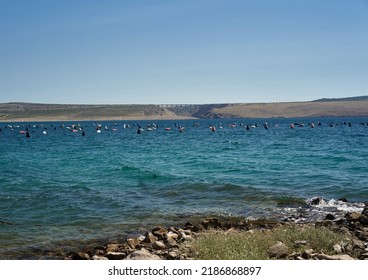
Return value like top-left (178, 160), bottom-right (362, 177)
top-left (188, 224), bottom-right (345, 260)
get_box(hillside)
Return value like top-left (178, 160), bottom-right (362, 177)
top-left (1, 98), bottom-right (368, 122)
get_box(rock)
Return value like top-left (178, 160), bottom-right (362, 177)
top-left (202, 218), bottom-right (222, 229)
top-left (358, 215), bottom-right (368, 225)
top-left (358, 231), bottom-right (368, 241)
top-left (293, 240), bottom-right (307, 246)
top-left (92, 255), bottom-right (109, 260)
top-left (105, 252), bottom-right (126, 260)
top-left (124, 248), bottom-right (162, 260)
top-left (301, 249), bottom-right (314, 259)
top-left (314, 253), bottom-right (355, 260)
top-left (333, 244), bottom-right (342, 254)
top-left (352, 238), bottom-right (365, 249)
top-left (309, 196), bottom-right (326, 205)
top-left (178, 232), bottom-right (193, 243)
top-left (325, 214), bottom-right (335, 220)
top-left (137, 235), bottom-right (146, 242)
top-left (184, 222), bottom-right (193, 229)
top-left (360, 252), bottom-right (368, 260)
top-left (165, 237), bottom-right (179, 248)
top-left (78, 252), bottom-right (90, 260)
top-left (152, 227), bottom-right (167, 240)
top-left (345, 212), bottom-right (361, 220)
top-left (166, 249), bottom-right (180, 260)
top-left (268, 241), bottom-right (289, 259)
top-left (167, 232), bottom-right (179, 240)
top-left (287, 252), bottom-right (301, 260)
top-left (105, 243), bottom-right (121, 253)
top-left (191, 224), bottom-right (205, 232)
top-left (127, 237), bottom-right (141, 249)
top-left (152, 241), bottom-right (166, 250)
top-left (361, 205), bottom-right (368, 217)
top-left (144, 232), bottom-right (158, 244)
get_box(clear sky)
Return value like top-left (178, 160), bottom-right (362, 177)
top-left (0, 0), bottom-right (367, 104)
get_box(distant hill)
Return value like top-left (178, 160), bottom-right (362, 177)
top-left (312, 96), bottom-right (368, 102)
top-left (1, 97), bottom-right (368, 121)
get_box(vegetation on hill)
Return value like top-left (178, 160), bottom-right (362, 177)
top-left (1, 96), bottom-right (368, 121)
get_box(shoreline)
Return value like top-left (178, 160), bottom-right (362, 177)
top-left (62, 204), bottom-right (368, 260)
top-left (1, 100), bottom-right (368, 122)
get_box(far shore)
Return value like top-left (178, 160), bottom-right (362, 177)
top-left (1, 99), bottom-right (368, 122)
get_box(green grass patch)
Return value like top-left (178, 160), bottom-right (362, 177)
top-left (189, 225), bottom-right (344, 260)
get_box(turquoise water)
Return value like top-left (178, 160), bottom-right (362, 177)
top-left (0, 117), bottom-right (367, 259)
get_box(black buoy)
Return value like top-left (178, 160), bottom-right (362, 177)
top-left (82, 131), bottom-right (85, 136)
top-left (26, 132), bottom-right (30, 138)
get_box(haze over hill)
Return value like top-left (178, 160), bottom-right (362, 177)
top-left (0, 96), bottom-right (368, 122)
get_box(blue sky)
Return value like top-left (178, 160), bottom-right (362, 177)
top-left (0, 0), bottom-right (367, 104)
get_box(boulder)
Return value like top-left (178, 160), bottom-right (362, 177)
top-left (124, 248), bottom-right (162, 260)
top-left (127, 237), bottom-right (141, 249)
top-left (105, 252), bottom-right (126, 260)
top-left (358, 230), bottom-right (368, 241)
top-left (345, 212), bottom-right (361, 220)
top-left (144, 232), bottom-right (158, 244)
top-left (358, 215), bottom-right (368, 225)
top-left (152, 241), bottom-right (166, 250)
top-left (166, 249), bottom-right (181, 260)
top-left (165, 237), bottom-right (179, 248)
top-left (152, 227), bottom-right (167, 240)
top-left (309, 196), bottom-right (327, 205)
top-left (167, 232), bottom-right (179, 240)
top-left (268, 241), bottom-right (289, 259)
top-left (325, 214), bottom-right (335, 220)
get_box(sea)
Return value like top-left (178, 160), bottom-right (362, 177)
top-left (0, 117), bottom-right (367, 259)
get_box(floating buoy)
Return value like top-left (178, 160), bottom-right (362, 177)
top-left (19, 131), bottom-right (26, 134)
top-left (165, 128), bottom-right (171, 131)
top-left (43, 131), bottom-right (47, 135)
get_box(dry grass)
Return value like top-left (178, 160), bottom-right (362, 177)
top-left (188, 225), bottom-right (344, 260)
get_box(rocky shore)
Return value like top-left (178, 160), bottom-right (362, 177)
top-left (63, 204), bottom-right (368, 260)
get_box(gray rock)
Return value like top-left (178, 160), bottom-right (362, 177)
top-left (92, 255), bottom-right (109, 260)
top-left (268, 241), bottom-right (289, 258)
top-left (333, 244), bottom-right (342, 254)
top-left (124, 248), bottom-right (162, 260)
